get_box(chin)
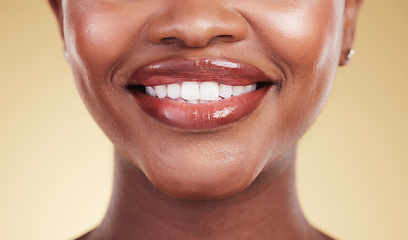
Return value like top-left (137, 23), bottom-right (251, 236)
top-left (152, 176), bottom-right (253, 200)
top-left (142, 156), bottom-right (259, 200)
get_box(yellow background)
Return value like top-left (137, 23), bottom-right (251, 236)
top-left (1, 0), bottom-right (407, 239)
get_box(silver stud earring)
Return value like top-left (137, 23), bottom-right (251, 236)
top-left (347, 49), bottom-right (355, 61)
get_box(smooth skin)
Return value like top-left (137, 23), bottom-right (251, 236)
top-left (49, 0), bottom-right (363, 239)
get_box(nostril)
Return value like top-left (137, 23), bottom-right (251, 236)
top-left (146, 5), bottom-right (249, 48)
top-left (217, 35), bottom-right (233, 38)
top-left (162, 37), bottom-right (177, 41)
top-left (160, 37), bottom-right (179, 45)
top-left (209, 35), bottom-right (236, 44)
top-left (219, 35), bottom-right (234, 41)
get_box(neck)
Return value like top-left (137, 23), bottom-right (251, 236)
top-left (91, 147), bottom-right (325, 240)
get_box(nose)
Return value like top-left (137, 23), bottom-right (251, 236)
top-left (146, 1), bottom-right (249, 48)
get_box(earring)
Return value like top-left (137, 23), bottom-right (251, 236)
top-left (347, 49), bottom-right (355, 62)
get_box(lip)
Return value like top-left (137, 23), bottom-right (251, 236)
top-left (126, 57), bottom-right (279, 130)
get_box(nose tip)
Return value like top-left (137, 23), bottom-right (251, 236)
top-left (146, 3), bottom-right (248, 48)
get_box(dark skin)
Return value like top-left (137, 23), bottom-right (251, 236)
top-left (50, 0), bottom-right (363, 239)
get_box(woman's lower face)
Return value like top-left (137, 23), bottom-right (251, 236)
top-left (61, 0), bottom-right (345, 199)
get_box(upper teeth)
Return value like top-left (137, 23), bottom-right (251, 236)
top-left (145, 82), bottom-right (256, 103)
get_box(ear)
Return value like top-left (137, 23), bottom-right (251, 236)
top-left (48, 0), bottom-right (64, 39)
top-left (339, 0), bottom-right (364, 66)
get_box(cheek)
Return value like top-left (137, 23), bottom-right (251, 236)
top-left (62, 2), bottom-right (157, 135)
top-left (246, 1), bottom-right (344, 147)
top-left (64, 4), bottom-right (137, 75)
top-left (254, 1), bottom-right (343, 71)
top-left (63, 3), bottom-right (156, 95)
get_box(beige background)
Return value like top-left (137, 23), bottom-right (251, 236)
top-left (1, 0), bottom-right (407, 239)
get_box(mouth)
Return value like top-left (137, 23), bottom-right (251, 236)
top-left (126, 57), bottom-right (279, 130)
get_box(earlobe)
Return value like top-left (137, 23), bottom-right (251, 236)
top-left (339, 0), bottom-right (364, 66)
top-left (48, 0), bottom-right (64, 38)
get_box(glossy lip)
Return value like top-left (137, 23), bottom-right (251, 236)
top-left (126, 57), bottom-right (280, 130)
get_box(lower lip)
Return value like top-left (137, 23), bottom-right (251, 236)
top-left (131, 86), bottom-right (270, 130)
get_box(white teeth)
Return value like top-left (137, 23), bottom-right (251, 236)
top-left (181, 82), bottom-right (200, 100)
top-left (155, 85), bottom-right (167, 98)
top-left (167, 83), bottom-right (181, 99)
top-left (145, 82), bottom-right (257, 103)
top-left (200, 82), bottom-right (219, 101)
top-left (243, 85), bottom-right (253, 94)
top-left (146, 86), bottom-right (157, 97)
top-left (232, 85), bottom-right (245, 96)
top-left (219, 84), bottom-right (232, 99)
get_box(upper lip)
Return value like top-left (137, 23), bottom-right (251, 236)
top-left (126, 57), bottom-right (280, 87)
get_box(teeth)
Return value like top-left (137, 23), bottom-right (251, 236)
top-left (219, 84), bottom-right (232, 99)
top-left (181, 82), bottom-right (200, 100)
top-left (243, 85), bottom-right (254, 94)
top-left (145, 82), bottom-right (257, 103)
top-left (155, 85), bottom-right (167, 99)
top-left (232, 86), bottom-right (245, 96)
top-left (200, 82), bottom-right (219, 101)
top-left (146, 86), bottom-right (157, 97)
top-left (167, 83), bottom-right (181, 99)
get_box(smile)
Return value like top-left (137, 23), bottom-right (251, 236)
top-left (126, 57), bottom-right (279, 130)
top-left (145, 82), bottom-right (257, 104)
